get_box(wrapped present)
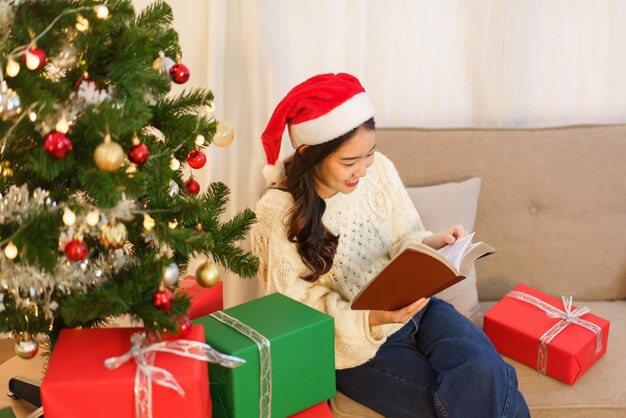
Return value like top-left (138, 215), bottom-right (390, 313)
top-left (193, 293), bottom-right (335, 418)
top-left (484, 283), bottom-right (610, 384)
top-left (289, 401), bottom-right (332, 418)
top-left (178, 276), bottom-right (224, 320)
top-left (41, 325), bottom-right (244, 418)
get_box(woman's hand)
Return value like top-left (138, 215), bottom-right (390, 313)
top-left (368, 297), bottom-right (430, 326)
top-left (422, 224), bottom-right (467, 250)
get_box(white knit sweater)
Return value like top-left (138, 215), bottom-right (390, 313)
top-left (251, 152), bottom-right (432, 369)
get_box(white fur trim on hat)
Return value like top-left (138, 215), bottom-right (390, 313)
top-left (289, 92), bottom-right (374, 147)
top-left (262, 160), bottom-right (285, 184)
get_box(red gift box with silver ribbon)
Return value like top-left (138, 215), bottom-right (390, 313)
top-left (484, 283), bottom-right (610, 385)
top-left (41, 325), bottom-right (244, 418)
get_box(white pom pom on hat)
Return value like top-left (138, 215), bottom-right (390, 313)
top-left (262, 160), bottom-right (285, 185)
top-left (261, 73), bottom-right (374, 184)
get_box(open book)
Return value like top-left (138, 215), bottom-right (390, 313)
top-left (350, 232), bottom-right (494, 311)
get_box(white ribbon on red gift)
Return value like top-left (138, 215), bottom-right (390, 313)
top-left (103, 332), bottom-right (245, 418)
top-left (506, 290), bottom-right (603, 374)
top-left (210, 310), bottom-right (272, 418)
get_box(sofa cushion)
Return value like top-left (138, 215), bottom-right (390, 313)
top-left (406, 177), bottom-right (483, 326)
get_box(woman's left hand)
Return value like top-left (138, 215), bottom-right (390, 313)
top-left (422, 224), bottom-right (466, 250)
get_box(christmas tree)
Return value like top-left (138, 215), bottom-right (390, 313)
top-left (0, 0), bottom-right (258, 358)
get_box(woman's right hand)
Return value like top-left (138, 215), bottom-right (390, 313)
top-left (368, 297), bottom-right (430, 326)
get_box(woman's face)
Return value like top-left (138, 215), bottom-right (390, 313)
top-left (313, 126), bottom-right (376, 198)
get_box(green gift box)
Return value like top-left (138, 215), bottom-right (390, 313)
top-left (193, 292), bottom-right (336, 418)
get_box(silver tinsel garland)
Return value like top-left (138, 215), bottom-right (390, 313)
top-left (0, 184), bottom-right (140, 317)
top-left (0, 184), bottom-right (55, 224)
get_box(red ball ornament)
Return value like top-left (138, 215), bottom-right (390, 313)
top-left (44, 131), bottom-right (73, 158)
top-left (187, 149), bottom-right (206, 169)
top-left (152, 288), bottom-right (173, 311)
top-left (176, 315), bottom-right (192, 338)
top-left (128, 143), bottom-right (150, 165)
top-left (64, 239), bottom-right (88, 261)
top-left (22, 47), bottom-right (47, 70)
top-left (169, 63), bottom-right (190, 84)
top-left (185, 178), bottom-right (200, 195)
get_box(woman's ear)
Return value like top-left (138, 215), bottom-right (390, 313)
top-left (296, 145), bottom-right (309, 155)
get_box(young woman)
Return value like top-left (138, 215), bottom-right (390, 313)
top-left (252, 73), bottom-right (529, 418)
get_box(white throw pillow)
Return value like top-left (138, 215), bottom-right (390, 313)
top-left (406, 177), bottom-right (483, 327)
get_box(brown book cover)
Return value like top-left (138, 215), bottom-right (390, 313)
top-left (350, 236), bottom-right (494, 311)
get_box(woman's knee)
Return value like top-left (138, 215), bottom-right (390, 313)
top-left (455, 340), bottom-right (511, 381)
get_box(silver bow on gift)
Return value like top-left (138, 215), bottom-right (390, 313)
top-left (506, 291), bottom-right (603, 374)
top-left (104, 332), bottom-right (245, 418)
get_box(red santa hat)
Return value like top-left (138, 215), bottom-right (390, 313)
top-left (261, 73), bottom-right (375, 183)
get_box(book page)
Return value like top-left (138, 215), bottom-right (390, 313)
top-left (437, 232), bottom-right (475, 270)
top-left (458, 241), bottom-right (495, 276)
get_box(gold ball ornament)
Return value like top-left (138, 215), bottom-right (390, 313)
top-left (14, 332), bottom-right (39, 359)
top-left (195, 261), bottom-right (221, 288)
top-left (213, 121), bottom-right (234, 147)
top-left (100, 221), bottom-right (128, 249)
top-left (94, 136), bottom-right (125, 172)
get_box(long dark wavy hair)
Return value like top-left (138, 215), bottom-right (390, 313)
top-left (281, 117), bottom-right (375, 282)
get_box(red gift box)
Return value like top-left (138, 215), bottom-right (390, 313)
top-left (289, 401), bottom-right (332, 417)
top-left (41, 325), bottom-right (210, 418)
top-left (484, 283), bottom-right (610, 384)
top-left (179, 275), bottom-right (223, 320)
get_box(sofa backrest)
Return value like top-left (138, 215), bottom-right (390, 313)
top-left (375, 125), bottom-right (626, 301)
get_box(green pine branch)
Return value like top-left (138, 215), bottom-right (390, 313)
top-left (136, 1), bottom-right (174, 32)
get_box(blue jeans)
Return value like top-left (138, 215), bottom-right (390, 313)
top-left (336, 298), bottom-right (530, 418)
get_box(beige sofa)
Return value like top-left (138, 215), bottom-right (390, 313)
top-left (330, 125), bottom-right (626, 417)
